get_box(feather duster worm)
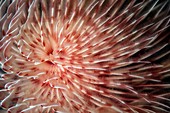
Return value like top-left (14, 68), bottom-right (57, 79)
top-left (0, 0), bottom-right (170, 113)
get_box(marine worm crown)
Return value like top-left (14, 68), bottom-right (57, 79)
top-left (0, 0), bottom-right (170, 113)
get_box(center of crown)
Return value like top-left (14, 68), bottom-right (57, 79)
top-left (44, 48), bottom-right (66, 65)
